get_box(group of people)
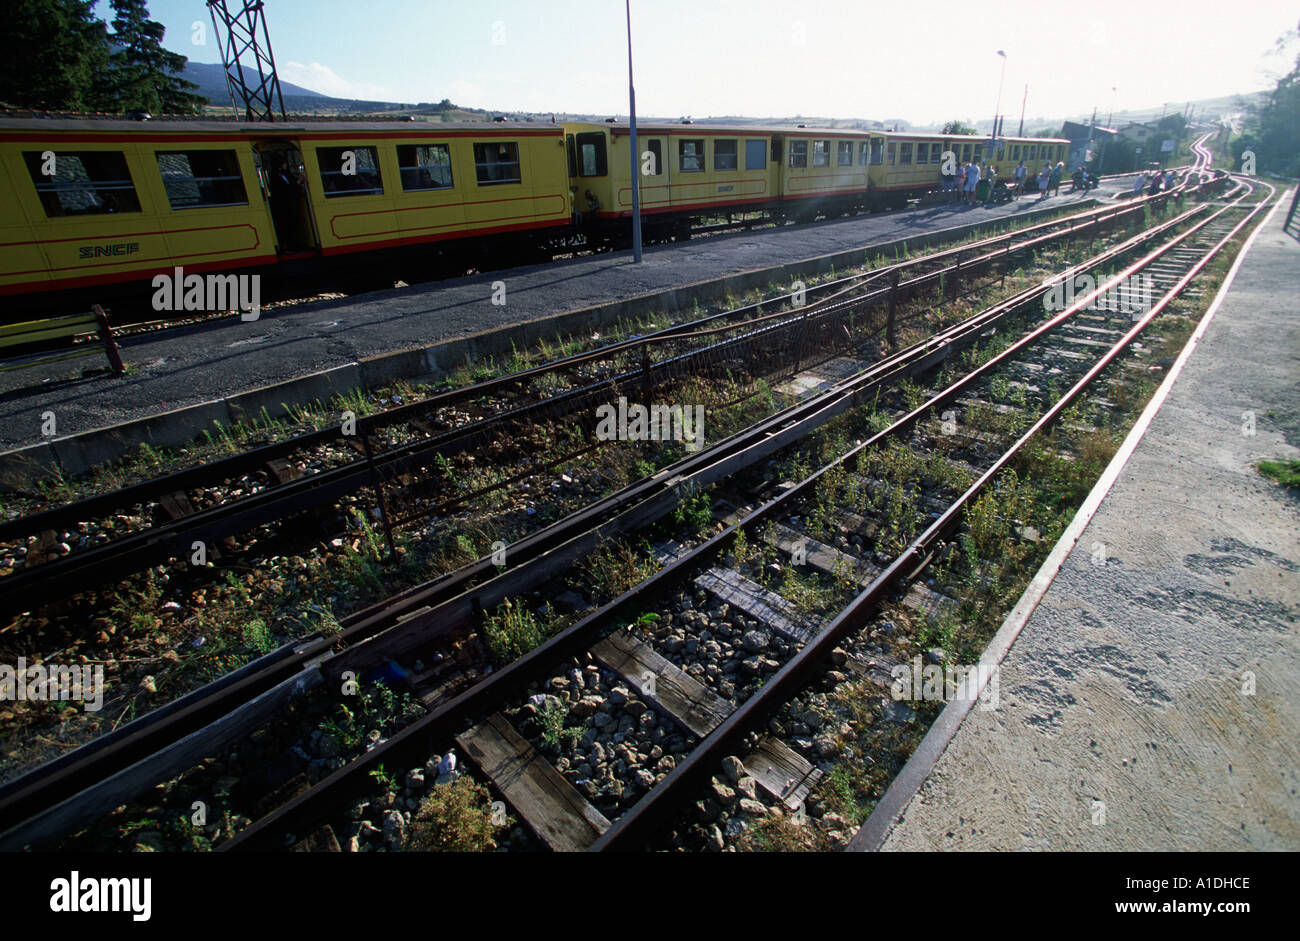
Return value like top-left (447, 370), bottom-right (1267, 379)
top-left (940, 159), bottom-right (1079, 206)
top-left (1131, 168), bottom-right (1178, 198)
top-left (941, 158), bottom-right (1180, 208)
top-left (940, 160), bottom-right (1005, 204)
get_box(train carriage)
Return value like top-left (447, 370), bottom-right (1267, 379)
top-left (562, 122), bottom-right (876, 240)
top-left (869, 130), bottom-right (1070, 204)
top-left (0, 118), bottom-right (573, 308)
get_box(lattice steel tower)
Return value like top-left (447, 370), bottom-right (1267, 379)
top-left (206, 0), bottom-right (287, 121)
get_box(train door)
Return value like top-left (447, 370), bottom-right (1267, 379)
top-left (254, 140), bottom-right (320, 255)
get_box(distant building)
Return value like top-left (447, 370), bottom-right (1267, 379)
top-left (1118, 122), bottom-right (1157, 143)
top-left (1062, 120), bottom-right (1117, 168)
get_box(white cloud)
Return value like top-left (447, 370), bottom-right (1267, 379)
top-left (280, 61), bottom-right (397, 102)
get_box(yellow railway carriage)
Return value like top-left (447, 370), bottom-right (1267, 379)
top-left (0, 119), bottom-right (278, 302)
top-left (869, 131), bottom-right (1070, 205)
top-left (562, 122), bottom-right (876, 239)
top-left (0, 118), bottom-right (572, 310)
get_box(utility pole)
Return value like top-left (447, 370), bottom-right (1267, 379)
top-left (626, 0), bottom-right (643, 264)
top-left (1017, 84), bottom-right (1027, 136)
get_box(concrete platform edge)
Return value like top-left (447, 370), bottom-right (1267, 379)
top-left (846, 189), bottom-right (1289, 852)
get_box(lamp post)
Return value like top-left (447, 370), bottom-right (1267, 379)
top-left (626, 0), bottom-right (643, 264)
top-left (992, 50), bottom-right (1007, 144)
top-left (1098, 85), bottom-right (1116, 172)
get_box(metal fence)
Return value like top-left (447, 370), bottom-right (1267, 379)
top-left (1286, 185), bottom-right (1300, 239)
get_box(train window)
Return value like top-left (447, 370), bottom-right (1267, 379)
top-left (397, 144), bottom-right (454, 191)
top-left (886, 142), bottom-right (895, 165)
top-left (812, 140), bottom-right (829, 167)
top-left (318, 146), bottom-right (383, 197)
top-left (156, 151), bottom-right (248, 210)
top-left (931, 143), bottom-right (942, 164)
top-left (745, 139), bottom-right (766, 171)
top-left (1012, 144), bottom-right (1021, 160)
top-left (870, 140), bottom-right (883, 165)
top-left (575, 133), bottom-right (607, 177)
top-left (771, 138), bottom-right (783, 162)
top-left (961, 144), bottom-right (972, 163)
top-left (23, 150), bottom-right (141, 217)
top-left (679, 139), bottom-right (705, 172)
top-left (858, 142), bottom-right (869, 166)
top-left (474, 142), bottom-right (522, 185)
top-left (788, 140), bottom-right (807, 169)
top-left (837, 142), bottom-right (852, 166)
top-left (973, 145), bottom-right (982, 164)
top-left (645, 139), bottom-right (664, 176)
top-left (899, 143), bottom-right (912, 165)
top-left (714, 139), bottom-right (738, 171)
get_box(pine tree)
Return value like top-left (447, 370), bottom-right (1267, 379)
top-left (0, 0), bottom-right (111, 111)
top-left (106, 0), bottom-right (205, 114)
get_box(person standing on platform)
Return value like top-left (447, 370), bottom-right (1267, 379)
top-left (1013, 160), bottom-right (1028, 200)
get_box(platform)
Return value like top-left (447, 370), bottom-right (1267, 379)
top-left (0, 180), bottom-right (1119, 466)
top-left (859, 190), bottom-right (1300, 851)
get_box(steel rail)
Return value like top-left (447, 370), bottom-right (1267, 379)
top-left (214, 182), bottom-right (1225, 852)
top-left (0, 168), bottom-right (1220, 848)
top-left (0, 185), bottom-right (1191, 618)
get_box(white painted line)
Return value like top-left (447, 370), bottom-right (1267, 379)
top-left (849, 187), bottom-right (1290, 852)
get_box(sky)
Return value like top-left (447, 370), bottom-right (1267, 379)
top-left (93, 0), bottom-right (1298, 125)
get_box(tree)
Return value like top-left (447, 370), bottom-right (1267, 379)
top-left (1245, 20), bottom-right (1300, 177)
top-left (106, 0), bottom-right (204, 114)
top-left (0, 0), bottom-right (111, 111)
top-left (1155, 113), bottom-right (1187, 140)
top-left (942, 120), bottom-right (976, 135)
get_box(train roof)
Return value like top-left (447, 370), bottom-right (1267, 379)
top-left (0, 116), bottom-right (560, 134)
top-left (567, 121), bottom-right (1067, 144)
top-left (878, 129), bottom-right (1070, 144)
top-left (593, 121), bottom-right (875, 137)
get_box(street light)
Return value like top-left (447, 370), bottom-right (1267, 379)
top-left (626, 0), bottom-right (643, 264)
top-left (992, 50), bottom-right (1007, 142)
top-left (1099, 85), bottom-right (1116, 172)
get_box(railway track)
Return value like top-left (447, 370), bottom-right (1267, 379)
top-left (0, 188), bottom-right (1194, 622)
top-left (0, 142), bottom-right (1253, 851)
top-left (215, 155), bottom-right (1270, 854)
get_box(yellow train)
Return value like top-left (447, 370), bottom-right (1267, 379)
top-left (0, 116), bottom-right (1069, 316)
top-left (566, 122), bottom-right (1068, 226)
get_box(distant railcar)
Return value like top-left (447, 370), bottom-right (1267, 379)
top-left (563, 122), bottom-right (877, 239)
top-left (869, 131), bottom-right (1071, 205)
